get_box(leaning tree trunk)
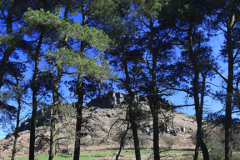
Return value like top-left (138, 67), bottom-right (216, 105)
top-left (116, 121), bottom-right (130, 160)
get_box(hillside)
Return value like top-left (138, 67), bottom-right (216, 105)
top-left (0, 93), bottom-right (198, 159)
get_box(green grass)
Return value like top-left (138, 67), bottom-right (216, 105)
top-left (5, 149), bottom-right (184, 160)
top-left (5, 154), bottom-right (95, 160)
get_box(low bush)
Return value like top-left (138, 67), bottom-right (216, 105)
top-left (164, 136), bottom-right (175, 149)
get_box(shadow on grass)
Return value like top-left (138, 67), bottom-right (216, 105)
top-left (170, 149), bottom-right (196, 151)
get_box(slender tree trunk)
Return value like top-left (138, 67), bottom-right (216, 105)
top-left (122, 52), bottom-right (141, 160)
top-left (152, 49), bottom-right (159, 160)
top-left (194, 131), bottom-right (200, 160)
top-left (49, 1), bottom-right (69, 159)
top-left (129, 98), bottom-right (141, 160)
top-left (116, 121), bottom-right (130, 160)
top-left (11, 92), bottom-right (21, 160)
top-left (189, 25), bottom-right (209, 160)
top-left (199, 72), bottom-right (209, 160)
top-left (152, 111), bottom-right (159, 160)
top-left (225, 13), bottom-right (234, 160)
top-left (29, 31), bottom-right (44, 160)
top-left (49, 66), bottom-right (62, 160)
top-left (73, 73), bottom-right (83, 160)
top-left (73, 2), bottom-right (86, 159)
top-left (129, 106), bottom-right (141, 160)
top-left (152, 54), bottom-right (159, 160)
top-left (148, 18), bottom-right (160, 160)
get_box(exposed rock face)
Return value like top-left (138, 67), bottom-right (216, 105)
top-left (18, 102), bottom-right (75, 132)
top-left (87, 91), bottom-right (147, 108)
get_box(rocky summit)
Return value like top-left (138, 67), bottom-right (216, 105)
top-left (86, 91), bottom-right (148, 108)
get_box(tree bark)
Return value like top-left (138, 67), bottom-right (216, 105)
top-left (152, 52), bottom-right (160, 160)
top-left (194, 131), bottom-right (200, 160)
top-left (73, 73), bottom-right (83, 160)
top-left (73, 4), bottom-right (86, 156)
top-left (148, 18), bottom-right (160, 160)
top-left (11, 87), bottom-right (21, 160)
top-left (225, 11), bottom-right (235, 160)
top-left (189, 24), bottom-right (209, 160)
top-left (29, 31), bottom-right (44, 160)
top-left (49, 1), bottom-right (69, 159)
top-left (49, 66), bottom-right (62, 160)
top-left (122, 50), bottom-right (141, 160)
top-left (129, 102), bottom-right (141, 160)
top-left (116, 121), bottom-right (130, 160)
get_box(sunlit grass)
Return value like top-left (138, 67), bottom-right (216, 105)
top-left (4, 149), bottom-right (189, 160)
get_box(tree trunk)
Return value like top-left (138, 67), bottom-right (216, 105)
top-left (29, 31), bottom-right (44, 160)
top-left (194, 131), bottom-right (200, 160)
top-left (152, 112), bottom-right (159, 160)
top-left (49, 66), bottom-right (62, 160)
top-left (199, 74), bottom-right (209, 160)
top-left (129, 99), bottom-right (141, 160)
top-left (73, 2), bottom-right (86, 159)
top-left (225, 13), bottom-right (234, 160)
top-left (152, 60), bottom-right (160, 160)
top-left (73, 73), bottom-right (83, 160)
top-left (189, 24), bottom-right (209, 160)
top-left (11, 92), bottom-right (21, 160)
top-left (148, 18), bottom-right (160, 160)
top-left (152, 50), bottom-right (159, 160)
top-left (116, 121), bottom-right (130, 160)
top-left (129, 108), bottom-right (141, 160)
top-left (49, 1), bottom-right (69, 158)
top-left (122, 51), bottom-right (141, 160)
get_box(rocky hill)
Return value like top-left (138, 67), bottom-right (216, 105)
top-left (0, 92), bottom-right (197, 158)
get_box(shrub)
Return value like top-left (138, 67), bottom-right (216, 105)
top-left (208, 140), bottom-right (224, 160)
top-left (164, 136), bottom-right (175, 149)
top-left (140, 139), bottom-right (150, 148)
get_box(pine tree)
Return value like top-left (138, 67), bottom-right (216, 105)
top-left (210, 1), bottom-right (240, 159)
top-left (132, 1), bottom-right (174, 159)
top-left (106, 34), bottom-right (144, 160)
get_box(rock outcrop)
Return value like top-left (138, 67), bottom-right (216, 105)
top-left (86, 91), bottom-right (148, 108)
